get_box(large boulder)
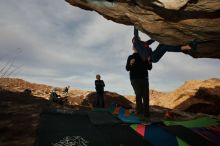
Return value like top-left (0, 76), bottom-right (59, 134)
top-left (66, 0), bottom-right (220, 58)
top-left (82, 91), bottom-right (134, 108)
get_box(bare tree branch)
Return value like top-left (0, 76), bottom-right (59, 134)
top-left (0, 48), bottom-right (23, 77)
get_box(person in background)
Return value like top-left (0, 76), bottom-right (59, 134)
top-left (95, 74), bottom-right (105, 108)
top-left (63, 85), bottom-right (70, 96)
top-left (50, 88), bottom-right (60, 103)
top-left (23, 88), bottom-right (32, 95)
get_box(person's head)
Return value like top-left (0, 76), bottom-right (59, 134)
top-left (96, 74), bottom-right (101, 80)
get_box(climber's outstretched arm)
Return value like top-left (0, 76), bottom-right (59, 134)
top-left (133, 26), bottom-right (139, 41)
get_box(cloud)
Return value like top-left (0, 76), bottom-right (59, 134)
top-left (0, 0), bottom-right (219, 95)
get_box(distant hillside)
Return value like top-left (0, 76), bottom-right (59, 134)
top-left (0, 78), bottom-right (134, 108)
top-left (1, 77), bottom-right (220, 115)
top-left (150, 78), bottom-right (220, 115)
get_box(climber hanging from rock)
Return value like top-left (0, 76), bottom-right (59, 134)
top-left (132, 26), bottom-right (197, 63)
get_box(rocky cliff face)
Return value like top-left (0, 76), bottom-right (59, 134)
top-left (150, 78), bottom-right (220, 115)
top-left (65, 0), bottom-right (220, 59)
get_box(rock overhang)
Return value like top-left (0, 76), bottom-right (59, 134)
top-left (65, 0), bottom-right (220, 59)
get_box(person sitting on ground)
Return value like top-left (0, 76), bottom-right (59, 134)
top-left (50, 88), bottom-right (62, 103)
top-left (133, 26), bottom-right (194, 63)
top-left (95, 74), bottom-right (105, 108)
top-left (23, 88), bottom-right (32, 95)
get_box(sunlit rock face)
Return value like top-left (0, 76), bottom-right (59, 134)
top-left (65, 0), bottom-right (220, 59)
top-left (150, 78), bottom-right (220, 115)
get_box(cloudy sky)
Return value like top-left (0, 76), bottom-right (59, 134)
top-left (0, 0), bottom-right (219, 95)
